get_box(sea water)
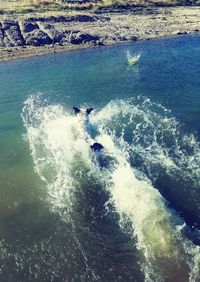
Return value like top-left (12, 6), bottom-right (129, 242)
top-left (0, 35), bottom-right (200, 281)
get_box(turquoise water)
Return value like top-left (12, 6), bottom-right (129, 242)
top-left (0, 35), bottom-right (200, 281)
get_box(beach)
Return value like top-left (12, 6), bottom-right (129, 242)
top-left (1, 6), bottom-right (200, 61)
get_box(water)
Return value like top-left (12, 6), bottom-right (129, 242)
top-left (0, 35), bottom-right (200, 281)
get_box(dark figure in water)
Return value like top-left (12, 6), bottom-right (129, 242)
top-left (73, 107), bottom-right (94, 116)
top-left (90, 143), bottom-right (104, 151)
top-left (72, 107), bottom-right (104, 152)
top-left (86, 107), bottom-right (94, 115)
top-left (73, 107), bottom-right (81, 115)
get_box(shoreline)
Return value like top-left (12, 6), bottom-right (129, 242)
top-left (0, 33), bottom-right (198, 63)
top-left (1, 6), bottom-right (200, 62)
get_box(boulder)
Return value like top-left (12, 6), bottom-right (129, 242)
top-left (25, 29), bottom-right (52, 46)
top-left (130, 35), bottom-right (138, 41)
top-left (96, 38), bottom-right (105, 46)
top-left (177, 31), bottom-right (187, 35)
top-left (0, 25), bottom-right (4, 47)
top-left (21, 20), bottom-right (39, 33)
top-left (5, 24), bottom-right (25, 46)
top-left (41, 24), bottom-right (65, 43)
top-left (1, 20), bottom-right (16, 30)
top-left (49, 29), bottom-right (65, 43)
top-left (3, 36), bottom-right (14, 47)
top-left (1, 21), bottom-right (25, 46)
top-left (70, 33), bottom-right (99, 45)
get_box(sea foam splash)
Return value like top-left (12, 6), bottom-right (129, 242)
top-left (92, 97), bottom-right (200, 186)
top-left (22, 95), bottom-right (103, 280)
top-left (22, 94), bottom-right (200, 281)
top-left (22, 95), bottom-right (98, 214)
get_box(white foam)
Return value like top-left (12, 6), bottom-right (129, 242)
top-left (94, 99), bottom-right (200, 280)
top-left (92, 98), bottom-right (200, 186)
top-left (22, 95), bottom-right (97, 215)
top-left (22, 95), bottom-right (200, 281)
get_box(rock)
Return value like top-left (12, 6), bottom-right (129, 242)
top-left (95, 5), bottom-right (160, 16)
top-left (1, 21), bottom-right (25, 46)
top-left (55, 15), bottom-right (97, 23)
top-left (42, 23), bottom-right (51, 30)
top-left (130, 35), bottom-right (138, 41)
top-left (96, 16), bottom-right (111, 22)
top-left (69, 32), bottom-right (99, 45)
top-left (49, 29), bottom-right (65, 43)
top-left (3, 36), bottom-right (14, 47)
top-left (96, 38), bottom-right (105, 46)
top-left (72, 15), bottom-right (96, 22)
top-left (27, 14), bottom-right (109, 24)
top-left (115, 36), bottom-right (128, 41)
top-left (41, 24), bottom-right (65, 43)
top-left (5, 24), bottom-right (25, 46)
top-left (177, 31), bottom-right (187, 35)
top-left (25, 29), bottom-right (52, 46)
top-left (21, 20), bottom-right (39, 33)
top-left (0, 25), bottom-right (4, 47)
top-left (66, 15), bottom-right (110, 23)
top-left (1, 20), bottom-right (16, 30)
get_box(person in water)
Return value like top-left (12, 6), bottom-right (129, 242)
top-left (73, 107), bottom-right (104, 152)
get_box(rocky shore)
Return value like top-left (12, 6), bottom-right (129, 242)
top-left (1, 6), bottom-right (200, 61)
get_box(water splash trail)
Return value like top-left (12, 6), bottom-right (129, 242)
top-left (93, 98), bottom-right (200, 281)
top-left (22, 94), bottom-right (102, 281)
top-left (95, 132), bottom-right (199, 281)
top-left (22, 94), bottom-right (200, 281)
top-left (93, 98), bottom-right (200, 227)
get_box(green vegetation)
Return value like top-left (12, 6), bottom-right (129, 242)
top-left (0, 0), bottom-right (95, 14)
top-left (0, 0), bottom-right (198, 15)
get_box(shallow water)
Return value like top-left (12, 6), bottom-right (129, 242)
top-left (0, 35), bottom-right (200, 281)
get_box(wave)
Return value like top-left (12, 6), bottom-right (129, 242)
top-left (22, 94), bottom-right (200, 281)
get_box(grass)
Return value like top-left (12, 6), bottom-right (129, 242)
top-left (100, 0), bottom-right (191, 5)
top-left (0, 0), bottom-right (96, 13)
top-left (0, 0), bottom-right (198, 15)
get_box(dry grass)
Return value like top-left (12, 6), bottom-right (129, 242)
top-left (0, 0), bottom-right (66, 14)
top-left (0, 0), bottom-right (195, 14)
top-left (0, 0), bottom-right (56, 9)
top-left (0, 0), bottom-right (95, 14)
top-left (32, 0), bottom-right (56, 5)
top-left (101, 0), bottom-right (182, 5)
